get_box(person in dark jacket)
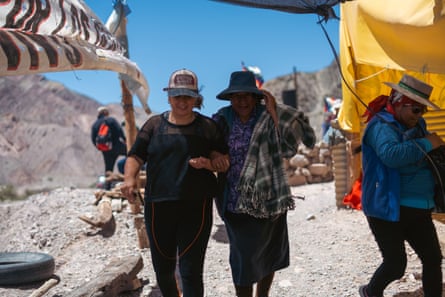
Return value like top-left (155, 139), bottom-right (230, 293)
top-left (91, 106), bottom-right (127, 179)
top-left (212, 70), bottom-right (316, 297)
top-left (359, 74), bottom-right (445, 297)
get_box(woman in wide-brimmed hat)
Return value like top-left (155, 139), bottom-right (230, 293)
top-left (359, 74), bottom-right (445, 297)
top-left (212, 70), bottom-right (316, 297)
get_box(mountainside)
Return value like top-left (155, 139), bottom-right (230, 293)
top-left (0, 62), bottom-right (341, 195)
top-left (0, 75), bottom-right (148, 194)
top-left (263, 61), bottom-right (341, 136)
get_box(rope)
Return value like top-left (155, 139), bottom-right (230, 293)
top-left (317, 14), bottom-right (444, 210)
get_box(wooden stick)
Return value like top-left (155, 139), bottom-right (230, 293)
top-left (134, 215), bottom-right (150, 249)
top-left (79, 197), bottom-right (113, 228)
top-left (28, 276), bottom-right (59, 297)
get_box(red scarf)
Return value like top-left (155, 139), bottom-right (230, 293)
top-left (363, 95), bottom-right (391, 123)
top-left (363, 93), bottom-right (415, 123)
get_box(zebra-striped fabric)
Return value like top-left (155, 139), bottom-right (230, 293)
top-left (0, 0), bottom-right (149, 107)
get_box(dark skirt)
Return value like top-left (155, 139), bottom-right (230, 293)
top-left (224, 211), bottom-right (290, 286)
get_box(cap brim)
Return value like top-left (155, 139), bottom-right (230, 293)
top-left (384, 82), bottom-right (440, 110)
top-left (164, 88), bottom-right (201, 99)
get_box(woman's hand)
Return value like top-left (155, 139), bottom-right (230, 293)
top-left (263, 90), bottom-right (276, 113)
top-left (121, 156), bottom-right (143, 204)
top-left (426, 133), bottom-right (445, 149)
top-left (210, 153), bottom-right (230, 172)
top-left (120, 178), bottom-right (138, 204)
top-left (263, 89), bottom-right (279, 127)
top-left (189, 157), bottom-right (212, 170)
top-left (189, 153), bottom-right (230, 172)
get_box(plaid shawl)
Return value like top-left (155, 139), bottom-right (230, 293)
top-left (235, 104), bottom-right (314, 218)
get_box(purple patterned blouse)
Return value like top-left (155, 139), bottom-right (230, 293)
top-left (226, 113), bottom-right (257, 212)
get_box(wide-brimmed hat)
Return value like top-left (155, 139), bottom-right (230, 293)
top-left (216, 71), bottom-right (264, 100)
top-left (163, 69), bottom-right (202, 99)
top-left (384, 74), bottom-right (439, 110)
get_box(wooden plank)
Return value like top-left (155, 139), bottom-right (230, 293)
top-left (79, 197), bottom-right (113, 228)
top-left (134, 215), bottom-right (150, 249)
top-left (65, 255), bottom-right (144, 297)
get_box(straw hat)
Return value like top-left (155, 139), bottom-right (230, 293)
top-left (384, 74), bottom-right (439, 109)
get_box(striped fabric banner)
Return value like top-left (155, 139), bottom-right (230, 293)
top-left (0, 0), bottom-right (149, 108)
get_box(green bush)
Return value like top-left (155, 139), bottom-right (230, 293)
top-left (0, 185), bottom-right (56, 201)
top-left (0, 184), bottom-right (23, 201)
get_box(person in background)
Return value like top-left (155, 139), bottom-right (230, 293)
top-left (120, 69), bottom-right (229, 297)
top-left (212, 70), bottom-right (316, 297)
top-left (91, 106), bottom-right (127, 188)
top-left (359, 74), bottom-right (445, 297)
top-left (116, 121), bottom-right (141, 175)
top-left (117, 157), bottom-right (126, 175)
top-left (322, 97), bottom-right (341, 137)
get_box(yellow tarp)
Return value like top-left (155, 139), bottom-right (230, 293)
top-left (338, 0), bottom-right (445, 134)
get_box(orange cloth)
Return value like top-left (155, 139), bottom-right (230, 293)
top-left (343, 173), bottom-right (362, 210)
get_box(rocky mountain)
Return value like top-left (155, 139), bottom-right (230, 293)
top-left (263, 61), bottom-right (341, 136)
top-left (0, 62), bottom-right (341, 195)
top-left (0, 75), bottom-right (149, 195)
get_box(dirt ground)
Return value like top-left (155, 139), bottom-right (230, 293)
top-left (1, 181), bottom-right (445, 297)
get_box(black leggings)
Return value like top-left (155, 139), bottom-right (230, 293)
top-left (145, 199), bottom-right (213, 297)
top-left (366, 206), bottom-right (442, 297)
top-left (102, 142), bottom-right (126, 172)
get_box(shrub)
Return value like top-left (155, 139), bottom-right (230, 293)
top-left (0, 185), bottom-right (22, 201)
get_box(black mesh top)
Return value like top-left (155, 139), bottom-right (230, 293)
top-left (129, 111), bottom-right (228, 202)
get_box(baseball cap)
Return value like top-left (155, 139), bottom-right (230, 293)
top-left (163, 69), bottom-right (202, 98)
top-left (97, 106), bottom-right (109, 115)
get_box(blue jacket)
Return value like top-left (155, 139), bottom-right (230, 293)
top-left (361, 111), bottom-right (434, 221)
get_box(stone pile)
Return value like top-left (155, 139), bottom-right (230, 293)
top-left (284, 142), bottom-right (335, 187)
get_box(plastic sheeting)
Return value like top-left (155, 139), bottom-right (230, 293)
top-left (338, 0), bottom-right (445, 133)
top-left (212, 0), bottom-right (344, 21)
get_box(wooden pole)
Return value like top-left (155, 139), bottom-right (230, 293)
top-left (114, 17), bottom-right (137, 150)
top-left (114, 10), bottom-right (141, 214)
top-left (293, 66), bottom-right (298, 108)
top-left (121, 81), bottom-right (137, 150)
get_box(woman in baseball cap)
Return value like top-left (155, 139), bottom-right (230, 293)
top-left (121, 69), bottom-right (229, 297)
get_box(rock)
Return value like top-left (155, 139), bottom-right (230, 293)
top-left (1, 182), bottom-right (445, 297)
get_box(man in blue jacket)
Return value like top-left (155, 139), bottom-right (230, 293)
top-left (359, 74), bottom-right (445, 297)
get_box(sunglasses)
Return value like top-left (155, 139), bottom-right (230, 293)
top-left (403, 104), bottom-right (427, 115)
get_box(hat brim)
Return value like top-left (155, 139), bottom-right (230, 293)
top-left (164, 88), bottom-right (202, 99)
top-left (216, 87), bottom-right (264, 100)
top-left (384, 82), bottom-right (440, 110)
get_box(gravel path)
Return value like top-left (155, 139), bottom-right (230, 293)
top-left (1, 182), bottom-right (444, 297)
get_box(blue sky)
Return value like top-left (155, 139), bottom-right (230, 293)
top-left (46, 1), bottom-right (340, 117)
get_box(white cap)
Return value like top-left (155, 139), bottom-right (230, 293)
top-left (163, 69), bottom-right (201, 98)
